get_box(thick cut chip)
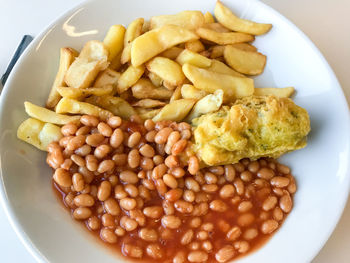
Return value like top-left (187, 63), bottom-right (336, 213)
top-left (254, 87), bottom-right (295, 98)
top-left (231, 43), bottom-right (257, 52)
top-left (152, 99), bottom-right (196, 122)
top-left (132, 99), bottom-right (166, 108)
top-left (148, 72), bottom-right (163, 87)
top-left (131, 25), bottom-right (199, 66)
top-left (176, 49), bottom-right (212, 68)
top-left (109, 52), bottom-right (123, 71)
top-left (185, 40), bottom-right (205, 53)
top-left (224, 45), bottom-right (266, 75)
top-left (196, 27), bottom-right (254, 45)
top-left (150, 11), bottom-right (205, 30)
top-left (24, 101), bottom-right (80, 125)
top-left (160, 47), bottom-right (184, 60)
top-left (203, 22), bottom-right (231, 33)
top-left (57, 85), bottom-right (113, 99)
top-left (204, 12), bottom-right (215, 24)
top-left (209, 45), bottom-right (225, 58)
top-left (46, 47), bottom-right (78, 109)
top-left (214, 1), bottom-right (272, 35)
top-left (186, 89), bottom-right (224, 122)
top-left (65, 41), bottom-right (109, 89)
top-left (181, 84), bottom-right (207, 100)
top-left (135, 108), bottom-right (161, 120)
top-left (56, 97), bottom-right (112, 121)
top-left (170, 86), bottom-right (182, 102)
top-left (146, 57), bottom-right (185, 86)
top-left (121, 18), bottom-right (144, 64)
top-left (208, 59), bottom-right (245, 78)
top-left (131, 78), bottom-right (173, 99)
top-left (17, 118), bottom-right (62, 151)
top-left (94, 68), bottom-right (121, 88)
top-left (116, 65), bottom-right (145, 94)
top-left (85, 95), bottom-right (136, 119)
top-left (103, 25), bottom-right (126, 61)
top-left (182, 63), bottom-right (254, 100)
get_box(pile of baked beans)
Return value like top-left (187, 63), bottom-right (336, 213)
top-left (47, 114), bottom-right (296, 263)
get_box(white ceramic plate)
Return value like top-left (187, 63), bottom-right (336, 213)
top-left (0, 0), bottom-right (349, 262)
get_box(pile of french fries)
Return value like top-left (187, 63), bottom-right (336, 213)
top-left (17, 1), bottom-right (295, 151)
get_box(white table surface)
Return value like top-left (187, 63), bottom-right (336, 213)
top-left (1, 0), bottom-right (349, 262)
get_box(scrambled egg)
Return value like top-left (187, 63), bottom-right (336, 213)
top-left (192, 95), bottom-right (310, 166)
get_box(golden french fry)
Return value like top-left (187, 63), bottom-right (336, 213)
top-left (208, 59), bottom-right (245, 78)
top-left (150, 11), bottom-right (205, 30)
top-left (181, 84), bottom-right (207, 100)
top-left (182, 63), bottom-right (254, 100)
top-left (109, 52), bottom-right (123, 71)
top-left (204, 22), bottom-right (231, 33)
top-left (170, 86), bottom-right (182, 102)
top-left (94, 68), bottom-right (121, 88)
top-left (24, 101), bottom-right (80, 125)
top-left (132, 99), bottom-right (166, 108)
top-left (224, 45), bottom-right (266, 75)
top-left (254, 87), bottom-right (295, 98)
top-left (135, 108), bottom-right (161, 120)
top-left (209, 45), bottom-right (225, 58)
top-left (85, 95), bottom-right (136, 119)
top-left (121, 18), bottom-right (144, 64)
top-left (131, 78), bottom-right (173, 99)
top-left (204, 11), bottom-right (215, 24)
top-left (146, 57), bottom-right (185, 86)
top-left (116, 65), bottom-right (145, 94)
top-left (142, 20), bottom-right (151, 33)
top-left (176, 49), bottom-right (212, 68)
top-left (185, 40), bottom-right (205, 53)
top-left (196, 27), bottom-right (254, 45)
top-left (46, 47), bottom-right (78, 109)
top-left (56, 85), bottom-right (113, 99)
top-left (103, 25), bottom-right (126, 61)
top-left (64, 41), bottom-right (109, 89)
top-left (186, 89), bottom-right (223, 122)
top-left (56, 97), bottom-right (113, 121)
top-left (17, 118), bottom-right (62, 151)
top-left (148, 72), bottom-right (163, 87)
top-left (152, 99), bottom-right (196, 122)
top-left (214, 1), bottom-right (272, 35)
top-left (131, 25), bottom-right (199, 66)
top-left (231, 43), bottom-right (257, 52)
top-left (160, 47), bottom-right (184, 60)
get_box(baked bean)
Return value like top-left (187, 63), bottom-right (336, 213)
top-left (115, 226), bottom-right (126, 236)
top-left (234, 178), bottom-right (245, 196)
top-left (202, 184), bottom-right (218, 193)
top-left (146, 243), bottom-right (163, 259)
top-left (81, 115), bottom-right (99, 126)
top-left (175, 200), bottom-right (194, 214)
top-left (97, 122), bottom-right (112, 137)
top-left (273, 207), bottom-right (284, 221)
top-left (271, 176), bottom-right (290, 188)
top-left (188, 251), bottom-right (208, 262)
top-left (163, 200), bottom-right (175, 215)
top-left (104, 198), bottom-right (120, 216)
top-left (196, 231), bottom-right (208, 240)
top-left (85, 155), bottom-right (98, 172)
top-left (234, 241), bottom-right (250, 253)
top-left (279, 191), bottom-right (293, 213)
top-left (163, 174), bottom-right (178, 189)
top-left (73, 207), bottom-right (91, 220)
top-left (215, 245), bottom-right (236, 263)
top-left (155, 127), bottom-right (173, 144)
top-left (152, 164), bottom-right (168, 179)
top-left (173, 251), bottom-right (186, 263)
top-left (127, 131), bottom-right (141, 147)
top-left (74, 194), bottom-right (94, 207)
top-left (85, 134), bottom-right (103, 148)
top-left (127, 149), bottom-right (140, 168)
top-left (259, 159), bottom-right (268, 167)
top-left (257, 167), bottom-right (275, 180)
top-left (181, 229), bottom-right (194, 245)
top-left (120, 198), bottom-right (137, 210)
top-left (124, 184), bottom-right (138, 197)
top-left (208, 166), bottom-right (224, 176)
top-left (60, 158), bottom-right (73, 170)
top-left (259, 211), bottom-right (270, 220)
top-left (201, 222), bottom-right (214, 232)
top-left (138, 144), bottom-right (155, 158)
top-left (145, 130), bottom-right (157, 142)
top-left (233, 163), bottom-right (245, 173)
top-left (139, 228), bottom-right (158, 242)
top-left (277, 163), bottom-right (291, 174)
top-left (90, 185), bottom-right (97, 198)
top-left (177, 122), bottom-right (191, 131)
top-left (78, 166), bottom-right (94, 184)
top-left (237, 213), bottom-right (255, 227)
top-left (59, 136), bottom-right (72, 148)
top-left (111, 153), bottom-right (126, 166)
top-left (70, 154), bottom-right (84, 167)
top-left (120, 170), bottom-right (138, 184)
top-left (102, 213), bottom-right (116, 228)
top-left (75, 126), bottom-right (91, 136)
top-left (171, 139), bottom-right (187, 156)
top-left (88, 216), bottom-right (100, 230)
top-left (143, 206), bottom-right (163, 219)
top-left (188, 217), bottom-right (201, 228)
top-left (153, 155), bottom-right (164, 165)
top-left (97, 181), bottom-right (112, 201)
top-left (94, 144), bottom-right (111, 159)
top-left (110, 128), bottom-right (123, 148)
top-left (188, 242), bottom-right (200, 250)
top-left (97, 159), bottom-right (115, 173)
top-left (144, 119), bottom-right (155, 131)
top-left (181, 129), bottom-right (191, 140)
top-left (202, 241), bottom-right (213, 252)
top-left (122, 243), bottom-right (143, 258)
top-left (130, 209), bottom-right (146, 226)
top-left (240, 171), bottom-right (253, 182)
top-left (170, 167), bottom-right (186, 178)
top-left (100, 227), bottom-right (118, 243)
top-left (238, 201), bottom-right (253, 213)
top-left (75, 144), bottom-right (91, 157)
top-left (108, 175), bottom-right (118, 186)
top-left (185, 178), bottom-right (200, 192)
top-left (156, 179), bottom-right (167, 196)
top-left (219, 184), bottom-right (235, 199)
top-left (67, 135), bottom-right (86, 151)
top-left (183, 190), bottom-right (195, 202)
top-left (186, 156), bottom-right (199, 175)
top-left (217, 219), bottom-right (230, 232)
top-left (61, 123), bottom-right (78, 136)
top-left (120, 216), bottom-right (138, 231)
top-left (165, 131), bottom-right (181, 154)
top-left (261, 219), bottom-right (279, 234)
top-left (142, 179), bottom-right (156, 190)
top-left (243, 228), bottom-right (258, 240)
top-left (162, 215), bottom-right (181, 229)
top-left (107, 116), bottom-right (122, 128)
top-left (64, 192), bottom-right (75, 208)
top-left (192, 203), bottom-right (209, 217)
top-left (53, 168), bottom-right (72, 187)
top-left (226, 226), bottom-right (241, 241)
top-left (165, 155), bottom-right (180, 168)
top-left (72, 173), bottom-right (85, 192)
top-left (80, 184), bottom-right (91, 194)
top-left (263, 196), bottom-right (278, 211)
top-left (248, 161), bottom-right (260, 173)
top-left (224, 165), bottom-right (236, 182)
